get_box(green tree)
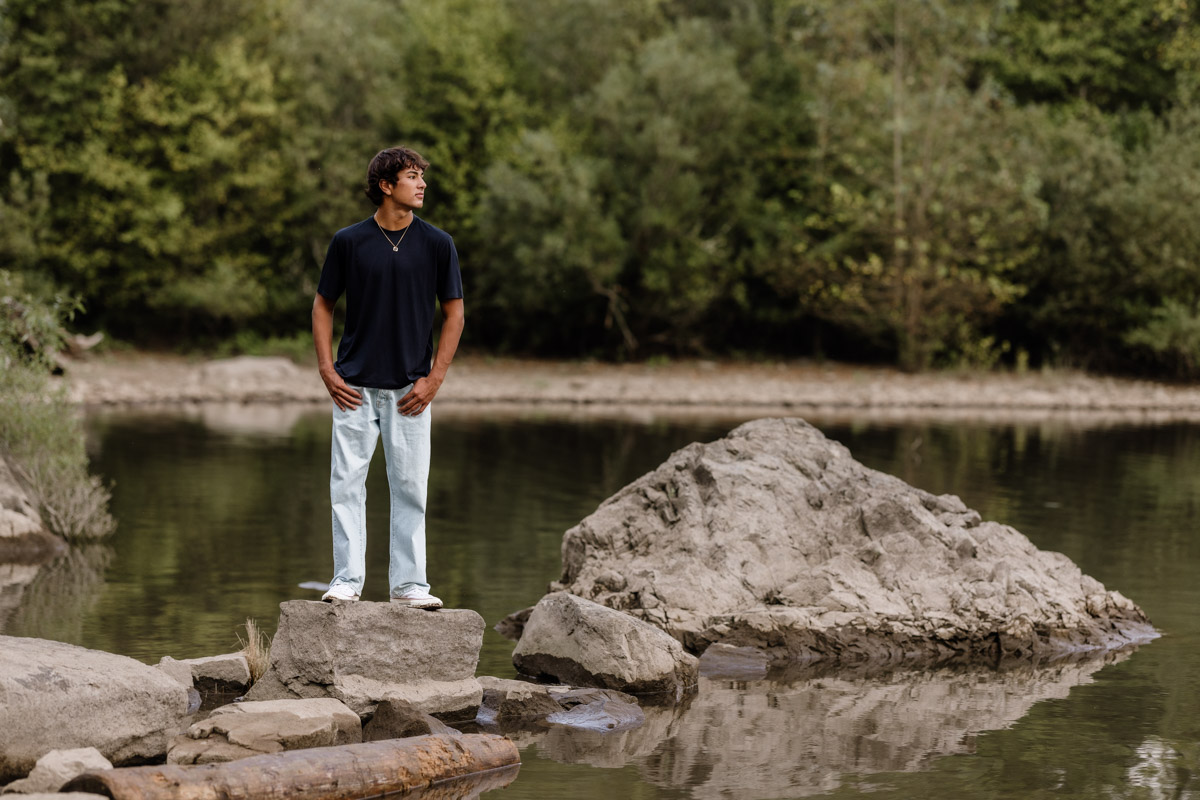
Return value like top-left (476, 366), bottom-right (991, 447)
top-left (0, 0), bottom-right (306, 339)
top-left (783, 0), bottom-right (1047, 369)
top-left (977, 0), bottom-right (1181, 111)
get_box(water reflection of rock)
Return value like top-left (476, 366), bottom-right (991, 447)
top-left (0, 545), bottom-right (111, 639)
top-left (526, 650), bottom-right (1132, 798)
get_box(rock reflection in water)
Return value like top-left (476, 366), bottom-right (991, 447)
top-left (0, 545), bottom-right (111, 640)
top-left (525, 650), bottom-right (1133, 798)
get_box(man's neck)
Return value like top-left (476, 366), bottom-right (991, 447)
top-left (373, 205), bottom-right (414, 231)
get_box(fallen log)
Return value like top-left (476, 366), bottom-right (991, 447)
top-left (63, 733), bottom-right (519, 800)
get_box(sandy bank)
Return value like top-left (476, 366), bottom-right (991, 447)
top-left (61, 352), bottom-right (1200, 424)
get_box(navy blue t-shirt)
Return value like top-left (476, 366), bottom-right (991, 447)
top-left (317, 215), bottom-right (463, 389)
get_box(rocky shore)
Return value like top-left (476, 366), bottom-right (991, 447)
top-left (60, 352), bottom-right (1200, 422)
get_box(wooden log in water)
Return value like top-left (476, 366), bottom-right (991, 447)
top-left (63, 733), bottom-right (520, 800)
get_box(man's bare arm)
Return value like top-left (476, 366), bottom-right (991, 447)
top-left (312, 293), bottom-right (363, 411)
top-left (398, 298), bottom-right (464, 416)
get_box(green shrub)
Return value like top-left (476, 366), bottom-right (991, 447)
top-left (1, 270), bottom-right (115, 542)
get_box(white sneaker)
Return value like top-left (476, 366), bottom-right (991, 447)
top-left (321, 584), bottom-right (360, 602)
top-left (390, 588), bottom-right (442, 609)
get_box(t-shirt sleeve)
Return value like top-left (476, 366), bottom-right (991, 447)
top-left (317, 233), bottom-right (348, 301)
top-left (437, 235), bottom-right (464, 301)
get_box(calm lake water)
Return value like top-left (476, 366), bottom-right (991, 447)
top-left (4, 406), bottom-right (1199, 799)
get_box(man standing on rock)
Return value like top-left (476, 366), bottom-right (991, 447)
top-left (311, 146), bottom-right (464, 609)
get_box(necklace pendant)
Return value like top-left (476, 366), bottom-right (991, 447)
top-left (392, 246), bottom-right (398, 252)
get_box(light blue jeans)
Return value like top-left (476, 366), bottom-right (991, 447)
top-left (328, 383), bottom-right (431, 598)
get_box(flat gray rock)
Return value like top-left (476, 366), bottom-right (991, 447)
top-left (244, 600), bottom-right (484, 721)
top-left (0, 637), bottom-right (190, 782)
top-left (167, 698), bottom-right (360, 765)
top-left (548, 418), bottom-right (1155, 667)
top-left (513, 593), bottom-right (698, 697)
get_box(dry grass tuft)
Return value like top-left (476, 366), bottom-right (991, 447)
top-left (237, 617), bottom-right (271, 684)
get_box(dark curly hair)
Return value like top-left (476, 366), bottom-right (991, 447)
top-left (364, 146), bottom-right (430, 206)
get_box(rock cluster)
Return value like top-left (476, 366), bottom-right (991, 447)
top-left (1, 592), bottom-right (669, 792)
top-left (545, 417), bottom-right (1156, 666)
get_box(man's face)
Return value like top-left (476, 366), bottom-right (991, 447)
top-left (384, 167), bottom-right (426, 210)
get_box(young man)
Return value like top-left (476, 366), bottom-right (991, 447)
top-left (312, 146), bottom-right (465, 609)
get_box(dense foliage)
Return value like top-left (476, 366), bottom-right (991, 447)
top-left (2, 0), bottom-right (1199, 374)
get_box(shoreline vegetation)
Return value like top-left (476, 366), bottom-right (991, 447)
top-left (63, 351), bottom-right (1200, 424)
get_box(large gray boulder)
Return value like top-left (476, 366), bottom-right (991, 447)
top-left (245, 601), bottom-right (483, 722)
top-left (167, 698), bottom-right (360, 765)
top-left (546, 418), bottom-right (1155, 667)
top-left (0, 637), bottom-right (190, 782)
top-left (513, 593), bottom-right (698, 697)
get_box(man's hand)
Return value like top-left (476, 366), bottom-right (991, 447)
top-left (321, 365), bottom-right (363, 411)
top-left (398, 375), bottom-right (441, 416)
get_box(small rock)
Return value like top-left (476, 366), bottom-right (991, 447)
top-left (477, 677), bottom-right (564, 722)
top-left (512, 593), bottom-right (698, 697)
top-left (363, 700), bottom-right (457, 741)
top-left (0, 748), bottom-right (111, 794)
top-left (493, 606), bottom-right (532, 642)
top-left (155, 657), bottom-right (194, 689)
top-left (170, 652), bottom-right (251, 694)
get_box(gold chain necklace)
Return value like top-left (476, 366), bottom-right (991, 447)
top-left (375, 217), bottom-right (412, 252)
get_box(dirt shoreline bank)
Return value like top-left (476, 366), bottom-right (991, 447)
top-left (61, 352), bottom-right (1200, 424)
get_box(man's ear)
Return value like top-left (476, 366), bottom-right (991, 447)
top-left (379, 180), bottom-right (393, 198)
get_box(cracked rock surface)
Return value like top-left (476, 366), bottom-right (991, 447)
top-left (549, 418), bottom-right (1155, 667)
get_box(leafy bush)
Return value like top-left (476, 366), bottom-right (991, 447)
top-left (1125, 300), bottom-right (1200, 377)
top-left (0, 270), bottom-right (115, 542)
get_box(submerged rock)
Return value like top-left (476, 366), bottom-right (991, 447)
top-left (542, 418), bottom-right (1154, 667)
top-left (546, 697), bottom-right (645, 732)
top-left (0, 637), bottom-right (190, 782)
top-left (513, 592), bottom-right (698, 697)
top-left (245, 601), bottom-right (483, 722)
